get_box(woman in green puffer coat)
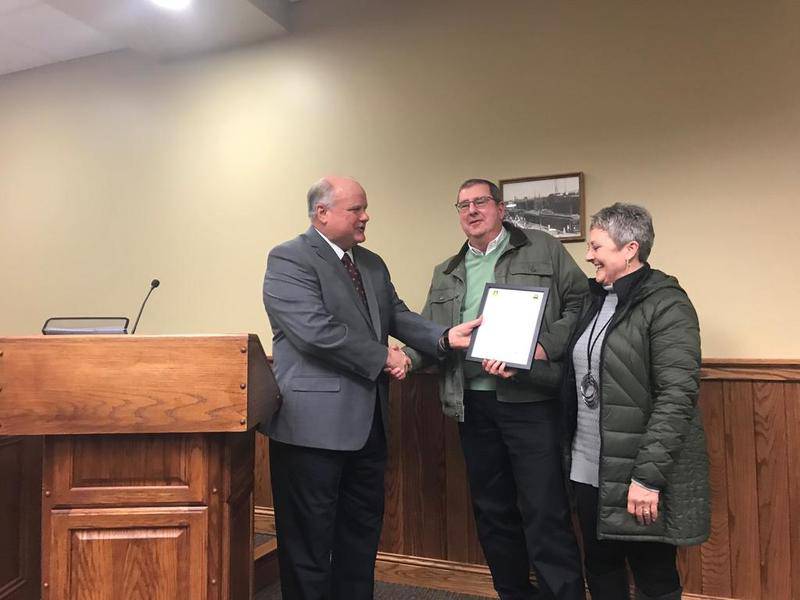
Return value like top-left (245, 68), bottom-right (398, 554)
top-left (562, 203), bottom-right (709, 600)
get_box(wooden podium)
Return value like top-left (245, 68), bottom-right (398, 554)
top-left (0, 334), bottom-right (280, 600)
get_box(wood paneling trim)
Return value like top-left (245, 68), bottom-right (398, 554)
top-left (46, 507), bottom-right (209, 599)
top-left (375, 553), bottom-right (496, 598)
top-left (45, 434), bottom-right (209, 507)
top-left (254, 506), bottom-right (275, 535)
top-left (701, 359), bottom-right (800, 381)
top-left (0, 436), bottom-right (41, 600)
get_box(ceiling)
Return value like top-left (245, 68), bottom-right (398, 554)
top-left (0, 0), bottom-right (294, 77)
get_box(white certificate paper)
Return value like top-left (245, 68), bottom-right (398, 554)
top-left (466, 284), bottom-right (549, 370)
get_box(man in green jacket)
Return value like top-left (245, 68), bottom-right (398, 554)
top-left (404, 179), bottom-right (589, 600)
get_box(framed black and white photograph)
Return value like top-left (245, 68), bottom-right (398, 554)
top-left (499, 172), bottom-right (585, 242)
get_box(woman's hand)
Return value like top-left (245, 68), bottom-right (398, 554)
top-left (627, 480), bottom-right (659, 525)
top-left (482, 359), bottom-right (517, 379)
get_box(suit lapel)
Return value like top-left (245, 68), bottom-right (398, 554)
top-left (304, 228), bottom-right (375, 332)
top-left (354, 248), bottom-right (381, 337)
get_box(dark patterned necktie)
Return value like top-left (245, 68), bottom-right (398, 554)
top-left (341, 253), bottom-right (369, 309)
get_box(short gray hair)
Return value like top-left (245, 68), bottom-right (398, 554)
top-left (307, 178), bottom-right (335, 219)
top-left (590, 203), bottom-right (655, 262)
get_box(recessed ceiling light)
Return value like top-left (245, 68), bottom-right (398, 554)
top-left (150, 0), bottom-right (192, 10)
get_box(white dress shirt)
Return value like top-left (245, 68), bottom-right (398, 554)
top-left (314, 227), bottom-right (354, 262)
top-left (468, 227), bottom-right (508, 256)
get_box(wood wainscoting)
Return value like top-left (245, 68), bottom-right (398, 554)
top-left (681, 360), bottom-right (800, 600)
top-left (0, 436), bottom-right (41, 600)
top-left (253, 360), bottom-right (800, 600)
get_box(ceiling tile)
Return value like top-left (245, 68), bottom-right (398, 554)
top-left (0, 2), bottom-right (121, 61)
top-left (0, 0), bottom-right (38, 17)
top-left (0, 34), bottom-right (51, 75)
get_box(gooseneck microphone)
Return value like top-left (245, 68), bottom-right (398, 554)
top-left (130, 279), bottom-right (160, 334)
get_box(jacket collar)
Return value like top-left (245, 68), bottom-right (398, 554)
top-left (588, 262), bottom-right (652, 306)
top-left (443, 222), bottom-right (528, 274)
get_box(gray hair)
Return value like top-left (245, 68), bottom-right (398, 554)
top-left (307, 178), bottom-right (335, 219)
top-left (590, 203), bottom-right (655, 262)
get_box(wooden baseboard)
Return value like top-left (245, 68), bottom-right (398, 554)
top-left (374, 553), bottom-right (736, 600)
top-left (375, 552), bottom-right (497, 598)
top-left (254, 506), bottom-right (275, 535)
top-left (700, 358), bottom-right (800, 381)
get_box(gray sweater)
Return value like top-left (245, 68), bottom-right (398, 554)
top-left (570, 289), bottom-right (617, 487)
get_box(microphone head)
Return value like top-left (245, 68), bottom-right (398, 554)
top-left (151, 279), bottom-right (160, 288)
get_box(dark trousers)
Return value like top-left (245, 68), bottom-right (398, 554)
top-left (269, 406), bottom-right (387, 600)
top-left (459, 391), bottom-right (584, 600)
top-left (574, 482), bottom-right (681, 598)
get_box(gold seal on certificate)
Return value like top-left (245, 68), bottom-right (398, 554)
top-left (465, 284), bottom-right (550, 370)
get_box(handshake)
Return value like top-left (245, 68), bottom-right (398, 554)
top-left (383, 317), bottom-right (482, 381)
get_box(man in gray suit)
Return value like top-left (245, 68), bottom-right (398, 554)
top-left (263, 175), bottom-right (479, 600)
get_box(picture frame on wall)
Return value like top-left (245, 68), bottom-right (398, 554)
top-left (499, 172), bottom-right (585, 242)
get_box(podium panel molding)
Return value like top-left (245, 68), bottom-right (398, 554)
top-left (47, 507), bottom-right (208, 600)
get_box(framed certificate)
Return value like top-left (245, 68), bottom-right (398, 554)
top-left (465, 283), bottom-right (549, 370)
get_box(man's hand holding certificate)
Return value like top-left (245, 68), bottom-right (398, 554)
top-left (466, 284), bottom-right (550, 371)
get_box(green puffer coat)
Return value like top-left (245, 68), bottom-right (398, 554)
top-left (563, 266), bottom-right (710, 545)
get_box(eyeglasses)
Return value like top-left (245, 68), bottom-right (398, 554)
top-left (454, 196), bottom-right (499, 212)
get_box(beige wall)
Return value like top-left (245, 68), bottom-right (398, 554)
top-left (1, 0), bottom-right (797, 358)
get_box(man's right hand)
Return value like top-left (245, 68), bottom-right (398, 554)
top-left (384, 345), bottom-right (411, 380)
top-left (448, 316), bottom-right (482, 350)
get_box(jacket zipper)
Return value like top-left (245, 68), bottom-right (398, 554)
top-left (451, 268), bottom-right (466, 420)
top-left (595, 296), bottom-right (632, 538)
top-left (596, 309), bottom-right (609, 538)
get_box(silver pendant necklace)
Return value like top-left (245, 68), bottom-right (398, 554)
top-left (580, 309), bottom-right (613, 408)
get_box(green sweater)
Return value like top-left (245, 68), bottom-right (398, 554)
top-left (461, 232), bottom-right (509, 390)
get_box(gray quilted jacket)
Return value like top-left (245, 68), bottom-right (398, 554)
top-left (563, 266), bottom-right (710, 545)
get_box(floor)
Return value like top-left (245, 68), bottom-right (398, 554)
top-left (253, 533), bottom-right (489, 599)
top-left (254, 580), bottom-right (489, 600)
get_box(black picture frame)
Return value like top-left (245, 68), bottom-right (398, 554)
top-left (499, 172), bottom-right (585, 242)
top-left (465, 283), bottom-right (550, 371)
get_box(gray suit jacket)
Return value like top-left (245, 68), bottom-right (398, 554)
top-left (262, 227), bottom-right (444, 450)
